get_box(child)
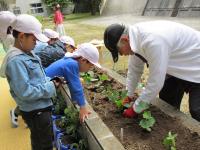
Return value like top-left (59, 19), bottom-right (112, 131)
top-left (0, 11), bottom-right (16, 52)
top-left (59, 35), bottom-right (76, 53)
top-left (0, 14), bottom-right (61, 150)
top-left (45, 43), bottom-right (101, 123)
top-left (54, 4), bottom-right (66, 36)
top-left (43, 28), bottom-right (59, 45)
top-left (35, 30), bottom-right (67, 68)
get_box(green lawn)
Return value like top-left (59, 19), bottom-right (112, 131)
top-left (43, 13), bottom-right (105, 44)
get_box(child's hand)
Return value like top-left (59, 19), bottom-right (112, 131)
top-left (79, 106), bottom-right (91, 123)
top-left (51, 76), bottom-right (66, 88)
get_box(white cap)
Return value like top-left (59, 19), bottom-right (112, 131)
top-left (0, 11), bottom-right (16, 38)
top-left (56, 4), bottom-right (60, 8)
top-left (59, 35), bottom-right (75, 48)
top-left (89, 39), bottom-right (104, 47)
top-left (65, 43), bottom-right (101, 68)
top-left (43, 29), bottom-right (59, 39)
top-left (12, 14), bottom-right (49, 42)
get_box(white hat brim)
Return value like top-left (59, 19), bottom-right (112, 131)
top-left (91, 62), bottom-right (101, 68)
top-left (34, 33), bottom-right (49, 43)
top-left (65, 52), bottom-right (101, 68)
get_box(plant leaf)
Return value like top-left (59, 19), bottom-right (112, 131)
top-left (139, 111), bottom-right (155, 131)
top-left (163, 131), bottom-right (177, 149)
top-left (99, 74), bottom-right (108, 81)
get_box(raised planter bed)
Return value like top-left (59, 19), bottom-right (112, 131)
top-left (60, 67), bottom-right (200, 150)
top-left (83, 68), bottom-right (200, 150)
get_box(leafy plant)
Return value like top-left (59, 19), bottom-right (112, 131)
top-left (80, 71), bottom-right (97, 84)
top-left (103, 86), bottom-right (128, 111)
top-left (42, 0), bottom-right (73, 9)
top-left (58, 107), bottom-right (88, 149)
top-left (139, 111), bottom-right (156, 132)
top-left (64, 107), bottom-right (79, 139)
top-left (69, 139), bottom-right (87, 150)
top-left (98, 74), bottom-right (109, 81)
top-left (163, 131), bottom-right (177, 150)
top-left (52, 91), bottom-right (67, 115)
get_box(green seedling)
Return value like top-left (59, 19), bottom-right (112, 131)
top-left (104, 86), bottom-right (128, 111)
top-left (80, 72), bottom-right (92, 83)
top-left (115, 100), bottom-right (123, 109)
top-left (114, 90), bottom-right (129, 109)
top-left (98, 74), bottom-right (109, 81)
top-left (80, 71), bottom-right (98, 84)
top-left (139, 111), bottom-right (156, 132)
top-left (163, 131), bottom-right (177, 150)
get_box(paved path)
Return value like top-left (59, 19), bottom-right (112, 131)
top-left (82, 14), bottom-right (200, 30)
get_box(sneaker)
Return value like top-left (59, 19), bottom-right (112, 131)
top-left (10, 109), bottom-right (18, 128)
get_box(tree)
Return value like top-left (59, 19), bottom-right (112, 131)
top-left (72, 0), bottom-right (101, 15)
top-left (43, 0), bottom-right (72, 10)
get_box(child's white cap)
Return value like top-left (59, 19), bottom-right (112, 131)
top-left (0, 11), bottom-right (16, 38)
top-left (43, 29), bottom-right (59, 39)
top-left (65, 43), bottom-right (101, 68)
top-left (12, 14), bottom-right (49, 42)
top-left (89, 39), bottom-right (104, 47)
top-left (59, 35), bottom-right (75, 48)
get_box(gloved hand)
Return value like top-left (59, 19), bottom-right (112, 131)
top-left (122, 93), bottom-right (138, 106)
top-left (122, 96), bottom-right (132, 106)
top-left (123, 107), bottom-right (137, 118)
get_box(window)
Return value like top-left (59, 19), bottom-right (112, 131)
top-left (30, 3), bottom-right (44, 14)
top-left (13, 7), bottom-right (21, 14)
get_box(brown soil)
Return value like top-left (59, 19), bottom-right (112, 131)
top-left (84, 70), bottom-right (200, 150)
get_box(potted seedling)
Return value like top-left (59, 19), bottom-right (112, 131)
top-left (52, 90), bottom-right (67, 118)
top-left (57, 107), bottom-right (88, 150)
top-left (163, 131), bottom-right (177, 150)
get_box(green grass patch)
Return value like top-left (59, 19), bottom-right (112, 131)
top-left (64, 13), bottom-right (100, 21)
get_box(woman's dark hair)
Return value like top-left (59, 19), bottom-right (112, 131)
top-left (12, 30), bottom-right (33, 38)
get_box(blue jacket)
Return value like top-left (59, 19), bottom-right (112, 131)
top-left (45, 57), bottom-right (86, 107)
top-left (6, 50), bottom-right (56, 112)
top-left (35, 40), bottom-right (65, 68)
top-left (33, 41), bottom-right (48, 53)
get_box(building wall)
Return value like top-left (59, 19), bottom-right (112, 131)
top-left (101, 0), bottom-right (200, 17)
top-left (8, 0), bottom-right (47, 16)
top-left (101, 0), bottom-right (148, 16)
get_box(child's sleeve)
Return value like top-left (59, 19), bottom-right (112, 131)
top-left (63, 62), bottom-right (86, 107)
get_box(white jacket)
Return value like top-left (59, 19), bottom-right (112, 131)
top-left (127, 20), bottom-right (200, 109)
